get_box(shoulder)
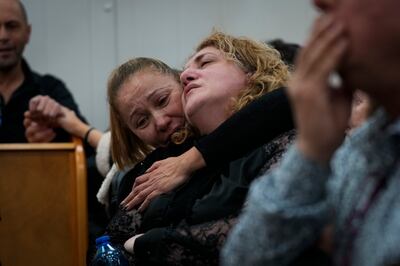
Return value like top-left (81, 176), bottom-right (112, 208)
top-left (37, 74), bottom-right (69, 91)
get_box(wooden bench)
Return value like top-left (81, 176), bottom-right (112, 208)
top-left (0, 137), bottom-right (88, 266)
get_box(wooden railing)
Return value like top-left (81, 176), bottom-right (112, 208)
top-left (0, 137), bottom-right (88, 266)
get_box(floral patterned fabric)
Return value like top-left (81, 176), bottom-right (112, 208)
top-left (105, 130), bottom-right (295, 265)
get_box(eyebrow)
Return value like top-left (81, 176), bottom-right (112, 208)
top-left (128, 86), bottom-right (170, 119)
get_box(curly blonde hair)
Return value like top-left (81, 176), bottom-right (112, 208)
top-left (173, 31), bottom-right (290, 142)
top-left (195, 31), bottom-right (290, 112)
top-left (108, 57), bottom-right (181, 169)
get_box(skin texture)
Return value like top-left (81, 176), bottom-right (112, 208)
top-left (116, 70), bottom-right (185, 148)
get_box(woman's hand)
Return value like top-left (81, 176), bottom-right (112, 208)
top-left (28, 95), bottom-right (63, 127)
top-left (121, 147), bottom-right (206, 212)
top-left (23, 115), bottom-right (56, 142)
top-left (288, 15), bottom-right (351, 163)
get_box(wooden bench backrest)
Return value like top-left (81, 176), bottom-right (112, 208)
top-left (0, 137), bottom-right (88, 266)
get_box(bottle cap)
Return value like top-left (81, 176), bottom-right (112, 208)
top-left (95, 235), bottom-right (110, 245)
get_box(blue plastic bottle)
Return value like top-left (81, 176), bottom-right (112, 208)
top-left (92, 235), bottom-right (129, 266)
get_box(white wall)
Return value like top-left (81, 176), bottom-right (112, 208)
top-left (22, 0), bottom-right (317, 131)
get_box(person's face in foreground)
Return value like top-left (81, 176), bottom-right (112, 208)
top-left (313, 0), bottom-right (400, 94)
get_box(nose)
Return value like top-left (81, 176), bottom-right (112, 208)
top-left (0, 26), bottom-right (9, 41)
top-left (180, 68), bottom-right (197, 87)
top-left (154, 112), bottom-right (171, 132)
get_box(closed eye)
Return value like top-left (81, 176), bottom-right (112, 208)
top-left (200, 60), bottom-right (212, 68)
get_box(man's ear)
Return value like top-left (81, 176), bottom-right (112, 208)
top-left (25, 24), bottom-right (32, 44)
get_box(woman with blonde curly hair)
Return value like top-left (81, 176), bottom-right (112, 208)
top-left (105, 31), bottom-right (295, 265)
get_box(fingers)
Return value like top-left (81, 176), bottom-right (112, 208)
top-left (138, 191), bottom-right (160, 212)
top-left (28, 95), bottom-right (63, 126)
top-left (120, 174), bottom-right (151, 205)
top-left (145, 161), bottom-right (160, 173)
top-left (23, 112), bottom-right (33, 128)
top-left (125, 184), bottom-right (156, 210)
top-left (297, 15), bottom-right (347, 82)
top-left (29, 95), bottom-right (41, 112)
top-left (133, 172), bottom-right (150, 187)
top-left (25, 122), bottom-right (56, 142)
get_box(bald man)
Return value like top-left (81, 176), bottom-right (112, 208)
top-left (0, 0), bottom-right (84, 143)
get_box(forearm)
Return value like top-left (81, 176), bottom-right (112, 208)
top-left (178, 146), bottom-right (206, 175)
top-left (134, 217), bottom-right (237, 265)
top-left (221, 145), bottom-right (331, 266)
top-left (59, 111), bottom-right (103, 148)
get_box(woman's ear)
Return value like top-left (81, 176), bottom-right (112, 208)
top-left (245, 72), bottom-right (253, 81)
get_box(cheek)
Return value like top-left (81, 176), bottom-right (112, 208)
top-left (133, 127), bottom-right (156, 146)
top-left (170, 93), bottom-right (184, 115)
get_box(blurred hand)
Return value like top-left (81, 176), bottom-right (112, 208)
top-left (121, 147), bottom-right (205, 212)
top-left (24, 115), bottom-right (56, 142)
top-left (28, 95), bottom-right (63, 127)
top-left (288, 15), bottom-right (352, 163)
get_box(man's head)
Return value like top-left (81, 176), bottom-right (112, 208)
top-left (0, 0), bottom-right (31, 72)
top-left (313, 0), bottom-right (400, 96)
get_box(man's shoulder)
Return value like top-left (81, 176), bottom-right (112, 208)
top-left (30, 71), bottom-right (67, 92)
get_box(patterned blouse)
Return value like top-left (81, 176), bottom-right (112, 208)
top-left (105, 130), bottom-right (296, 265)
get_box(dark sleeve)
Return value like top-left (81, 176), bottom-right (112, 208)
top-left (40, 74), bottom-right (86, 122)
top-left (195, 87), bottom-right (294, 168)
top-left (134, 217), bottom-right (237, 266)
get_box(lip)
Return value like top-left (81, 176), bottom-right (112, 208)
top-left (0, 47), bottom-right (14, 55)
top-left (0, 46), bottom-right (14, 51)
top-left (183, 83), bottom-right (200, 97)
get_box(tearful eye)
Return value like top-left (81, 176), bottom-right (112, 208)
top-left (158, 95), bottom-right (169, 107)
top-left (135, 116), bottom-right (149, 129)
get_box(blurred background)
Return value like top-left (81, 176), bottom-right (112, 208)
top-left (23, 0), bottom-right (317, 131)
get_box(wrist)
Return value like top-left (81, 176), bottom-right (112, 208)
top-left (182, 147), bottom-right (206, 172)
top-left (296, 138), bottom-right (332, 165)
top-left (84, 127), bottom-right (95, 144)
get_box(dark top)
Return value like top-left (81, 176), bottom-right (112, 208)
top-left (195, 87), bottom-right (293, 168)
top-left (0, 59), bottom-right (85, 143)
